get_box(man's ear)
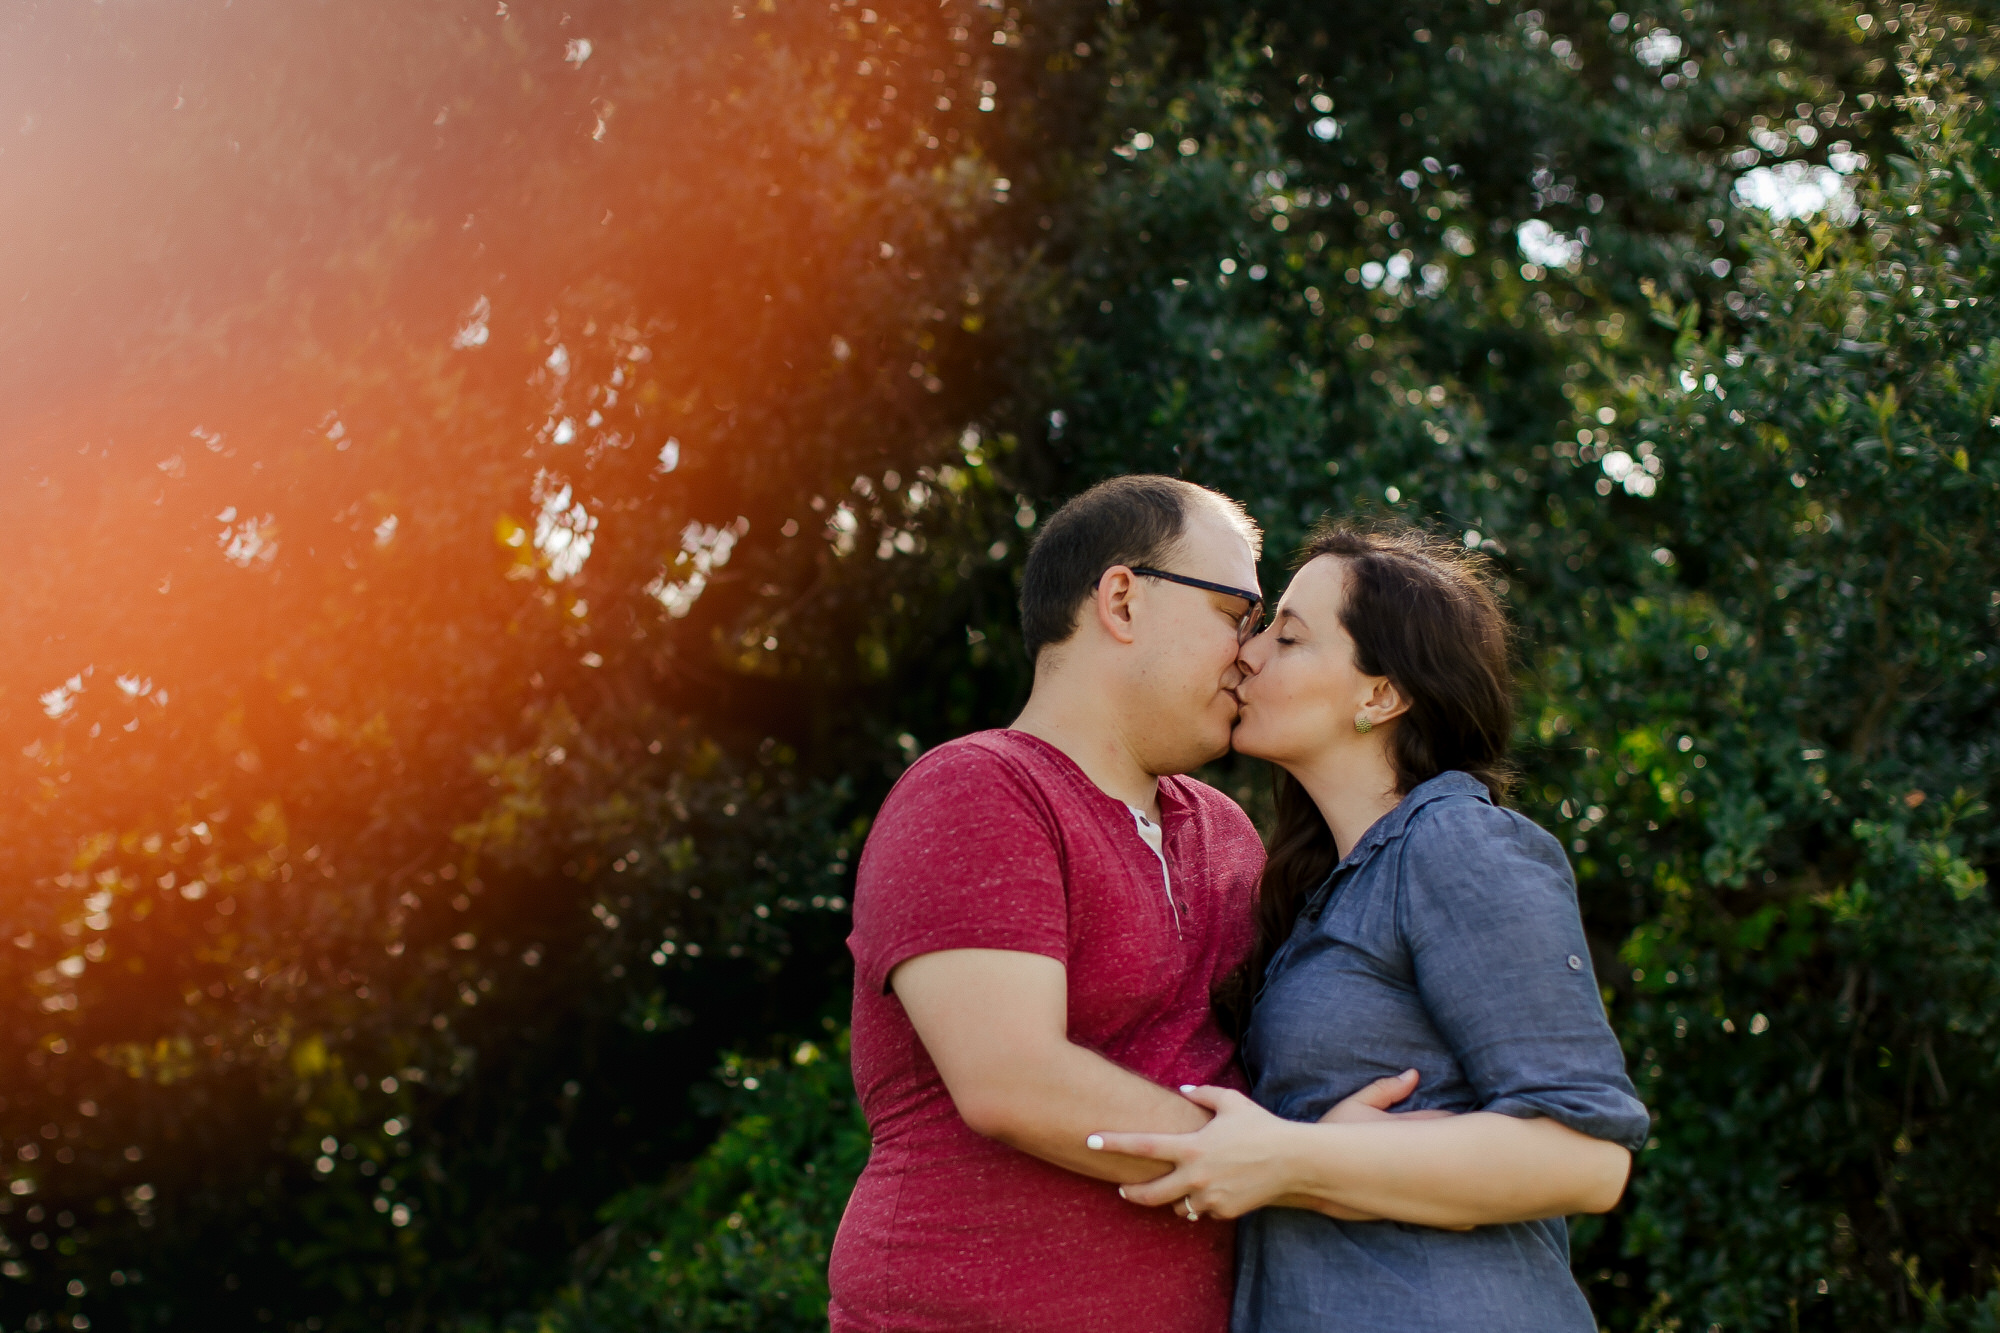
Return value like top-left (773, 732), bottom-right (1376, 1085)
top-left (1093, 566), bottom-right (1141, 645)
top-left (1366, 675), bottom-right (1412, 724)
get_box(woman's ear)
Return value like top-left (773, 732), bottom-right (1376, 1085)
top-left (1366, 676), bottom-right (1412, 724)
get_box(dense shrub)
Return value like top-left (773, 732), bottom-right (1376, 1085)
top-left (479, 1031), bottom-right (867, 1333)
top-left (1567, 33), bottom-right (2000, 1328)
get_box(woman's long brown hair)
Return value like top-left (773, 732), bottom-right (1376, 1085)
top-left (1215, 519), bottom-right (1518, 1039)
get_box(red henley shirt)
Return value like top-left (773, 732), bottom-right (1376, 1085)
top-left (830, 729), bottom-right (1264, 1333)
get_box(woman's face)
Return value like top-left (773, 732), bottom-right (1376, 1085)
top-left (1231, 555), bottom-right (1378, 767)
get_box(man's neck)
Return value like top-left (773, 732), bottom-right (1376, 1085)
top-left (1010, 689), bottom-right (1162, 822)
top-left (1288, 746), bottom-right (1403, 860)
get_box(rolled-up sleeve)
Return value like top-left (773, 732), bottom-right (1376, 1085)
top-left (1395, 798), bottom-right (1649, 1151)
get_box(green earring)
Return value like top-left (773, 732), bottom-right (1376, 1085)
top-left (1354, 712), bottom-right (1373, 735)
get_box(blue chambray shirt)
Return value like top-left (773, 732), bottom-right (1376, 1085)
top-left (1232, 771), bottom-right (1648, 1333)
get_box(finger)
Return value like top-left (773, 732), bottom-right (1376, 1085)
top-left (1175, 1083), bottom-right (1251, 1114)
top-left (1118, 1166), bottom-right (1198, 1209)
top-left (1085, 1132), bottom-right (1179, 1160)
top-left (1399, 1108), bottom-right (1456, 1120)
top-left (1346, 1069), bottom-right (1421, 1112)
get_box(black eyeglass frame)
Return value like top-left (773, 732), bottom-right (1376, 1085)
top-left (1126, 566), bottom-right (1266, 643)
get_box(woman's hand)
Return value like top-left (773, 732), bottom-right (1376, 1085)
top-left (1088, 1074), bottom-right (1469, 1224)
top-left (1087, 1085), bottom-right (1310, 1221)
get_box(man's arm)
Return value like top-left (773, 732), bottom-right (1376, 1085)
top-left (890, 948), bottom-right (1210, 1184)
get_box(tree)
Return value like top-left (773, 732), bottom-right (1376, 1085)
top-left (1563, 24), bottom-right (2000, 1328)
top-left (0, 0), bottom-right (1026, 1326)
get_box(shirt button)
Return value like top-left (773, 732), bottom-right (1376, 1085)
top-left (1566, 955), bottom-right (1584, 971)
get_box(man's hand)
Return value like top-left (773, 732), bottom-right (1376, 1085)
top-left (1319, 1068), bottom-right (1458, 1124)
top-left (890, 948), bottom-right (1212, 1185)
top-left (1304, 1070), bottom-right (1465, 1223)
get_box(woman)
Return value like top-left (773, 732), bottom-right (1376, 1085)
top-left (1088, 522), bottom-right (1648, 1333)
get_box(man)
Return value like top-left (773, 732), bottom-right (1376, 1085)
top-left (829, 474), bottom-right (1269, 1332)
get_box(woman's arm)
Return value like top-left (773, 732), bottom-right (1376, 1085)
top-left (1283, 800), bottom-right (1643, 1224)
top-left (1093, 1084), bottom-right (1631, 1226)
top-left (1279, 1107), bottom-right (1630, 1225)
top-left (1095, 803), bottom-right (1649, 1226)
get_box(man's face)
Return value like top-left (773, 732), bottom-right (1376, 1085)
top-left (1123, 505), bottom-right (1261, 774)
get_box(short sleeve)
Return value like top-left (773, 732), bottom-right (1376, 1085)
top-left (1396, 798), bottom-right (1650, 1151)
top-left (848, 742), bottom-right (1070, 995)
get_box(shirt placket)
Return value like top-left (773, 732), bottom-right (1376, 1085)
top-left (1129, 806), bottom-right (1182, 939)
top-left (1256, 865), bottom-right (1347, 1003)
top-left (1162, 821), bottom-right (1188, 943)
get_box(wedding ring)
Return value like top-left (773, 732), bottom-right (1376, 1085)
top-left (1182, 1196), bottom-right (1199, 1221)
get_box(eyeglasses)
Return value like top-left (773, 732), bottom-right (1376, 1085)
top-left (1128, 567), bottom-right (1265, 645)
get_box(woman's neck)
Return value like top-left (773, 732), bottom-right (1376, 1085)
top-left (1287, 743), bottom-right (1403, 860)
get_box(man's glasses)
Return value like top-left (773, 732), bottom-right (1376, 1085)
top-left (1128, 567), bottom-right (1265, 645)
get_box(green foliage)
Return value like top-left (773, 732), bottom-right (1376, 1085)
top-left (1011, 0), bottom-right (1896, 564)
top-left (478, 1032), bottom-right (868, 1333)
top-left (1547, 30), bottom-right (2000, 1328)
top-left (0, 1), bottom-right (1021, 1327)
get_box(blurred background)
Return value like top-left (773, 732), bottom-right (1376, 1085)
top-left (0, 1), bottom-right (1996, 1329)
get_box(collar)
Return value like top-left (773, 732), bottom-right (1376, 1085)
top-left (1303, 770), bottom-right (1493, 917)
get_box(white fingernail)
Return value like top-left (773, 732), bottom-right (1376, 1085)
top-left (1179, 1084), bottom-right (1197, 1094)
top-left (1117, 1187), bottom-right (1128, 1199)
top-left (1086, 1134), bottom-right (1104, 1150)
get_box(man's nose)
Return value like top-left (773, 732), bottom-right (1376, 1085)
top-left (1233, 638), bottom-right (1264, 677)
top-left (1221, 658), bottom-right (1248, 691)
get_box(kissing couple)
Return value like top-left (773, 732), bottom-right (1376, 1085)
top-left (828, 475), bottom-right (1648, 1333)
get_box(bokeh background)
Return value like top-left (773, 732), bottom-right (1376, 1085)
top-left (1, 0), bottom-right (1996, 1329)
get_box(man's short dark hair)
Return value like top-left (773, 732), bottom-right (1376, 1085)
top-left (1018, 474), bottom-right (1260, 662)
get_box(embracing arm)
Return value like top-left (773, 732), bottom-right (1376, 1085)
top-left (1101, 1085), bottom-right (1630, 1226)
top-left (1339, 803), bottom-right (1643, 1223)
top-left (1270, 1106), bottom-right (1630, 1225)
top-left (1101, 804), bottom-right (1648, 1227)
top-left (891, 948), bottom-right (1210, 1184)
